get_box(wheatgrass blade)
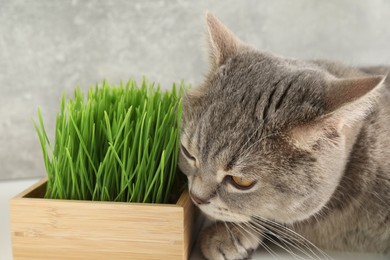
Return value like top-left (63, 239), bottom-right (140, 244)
top-left (34, 79), bottom-right (185, 203)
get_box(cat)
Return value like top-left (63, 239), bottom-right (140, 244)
top-left (178, 12), bottom-right (390, 260)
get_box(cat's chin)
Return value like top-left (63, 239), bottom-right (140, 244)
top-left (205, 214), bottom-right (251, 223)
top-left (198, 205), bottom-right (251, 223)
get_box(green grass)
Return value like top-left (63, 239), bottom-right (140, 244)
top-left (34, 79), bottom-right (185, 204)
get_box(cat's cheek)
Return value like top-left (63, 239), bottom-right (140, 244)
top-left (177, 154), bottom-right (197, 177)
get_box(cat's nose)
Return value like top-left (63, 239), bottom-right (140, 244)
top-left (190, 192), bottom-right (210, 205)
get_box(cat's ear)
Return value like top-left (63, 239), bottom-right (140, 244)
top-left (205, 12), bottom-right (247, 67)
top-left (324, 75), bottom-right (386, 124)
top-left (291, 75), bottom-right (385, 149)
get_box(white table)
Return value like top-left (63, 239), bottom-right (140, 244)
top-left (1, 178), bottom-right (387, 260)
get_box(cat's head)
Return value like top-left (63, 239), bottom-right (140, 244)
top-left (178, 13), bottom-right (385, 224)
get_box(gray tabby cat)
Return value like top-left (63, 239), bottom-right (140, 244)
top-left (178, 13), bottom-right (390, 259)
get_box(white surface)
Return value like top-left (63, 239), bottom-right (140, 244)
top-left (1, 178), bottom-right (388, 260)
top-left (0, 178), bottom-right (40, 260)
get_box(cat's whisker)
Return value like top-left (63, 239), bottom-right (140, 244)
top-left (219, 205), bottom-right (325, 259)
top-left (228, 219), bottom-right (284, 259)
top-left (233, 222), bottom-right (281, 259)
top-left (225, 222), bottom-right (272, 259)
top-left (250, 220), bottom-right (323, 260)
top-left (246, 219), bottom-right (319, 260)
top-left (223, 221), bottom-right (242, 251)
top-left (223, 221), bottom-right (233, 238)
top-left (244, 221), bottom-right (305, 260)
top-left (259, 240), bottom-right (280, 259)
top-left (252, 216), bottom-right (332, 260)
top-left (241, 222), bottom-right (298, 259)
top-left (262, 231), bottom-right (307, 260)
top-left (227, 222), bottom-right (265, 257)
top-left (216, 203), bottom-right (332, 259)
top-left (251, 217), bottom-right (323, 257)
top-left (258, 222), bottom-right (327, 259)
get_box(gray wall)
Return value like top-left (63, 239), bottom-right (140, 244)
top-left (1, 0), bottom-right (389, 180)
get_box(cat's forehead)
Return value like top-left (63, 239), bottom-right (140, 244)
top-left (218, 51), bottom-right (320, 90)
top-left (202, 52), bottom-right (328, 128)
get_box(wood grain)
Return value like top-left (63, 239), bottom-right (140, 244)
top-left (10, 179), bottom-right (195, 260)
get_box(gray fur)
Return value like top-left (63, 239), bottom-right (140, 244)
top-left (179, 13), bottom-right (390, 259)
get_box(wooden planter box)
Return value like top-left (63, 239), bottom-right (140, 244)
top-left (9, 178), bottom-right (197, 260)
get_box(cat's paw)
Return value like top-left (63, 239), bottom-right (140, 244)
top-left (199, 222), bottom-right (261, 260)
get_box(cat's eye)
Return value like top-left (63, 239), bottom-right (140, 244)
top-left (229, 176), bottom-right (256, 190)
top-left (180, 144), bottom-right (196, 161)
